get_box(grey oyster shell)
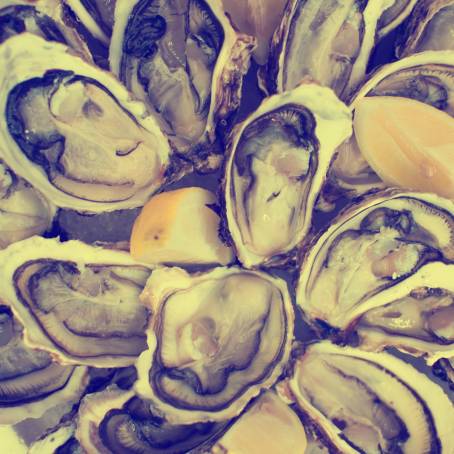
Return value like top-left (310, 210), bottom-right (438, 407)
top-left (223, 83), bottom-right (352, 268)
top-left (109, 0), bottom-right (255, 169)
top-left (0, 236), bottom-right (153, 367)
top-left (0, 33), bottom-right (171, 213)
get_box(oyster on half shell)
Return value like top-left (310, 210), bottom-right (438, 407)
top-left (296, 191), bottom-right (454, 334)
top-left (109, 0), bottom-right (255, 167)
top-left (0, 236), bottom-right (153, 367)
top-left (223, 83), bottom-right (352, 268)
top-left (135, 266), bottom-right (294, 424)
top-left (283, 342), bottom-right (454, 453)
top-left (0, 33), bottom-right (170, 213)
top-left (0, 304), bottom-right (87, 424)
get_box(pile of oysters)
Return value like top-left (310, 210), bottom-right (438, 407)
top-left (0, 0), bottom-right (453, 453)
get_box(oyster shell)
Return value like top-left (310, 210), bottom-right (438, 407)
top-left (284, 342), bottom-right (454, 453)
top-left (76, 386), bottom-right (229, 453)
top-left (109, 0), bottom-right (255, 167)
top-left (0, 236), bottom-right (153, 367)
top-left (327, 50), bottom-right (454, 200)
top-left (0, 0), bottom-right (90, 57)
top-left (223, 83), bottom-right (352, 268)
top-left (0, 304), bottom-right (87, 424)
top-left (396, 0), bottom-right (454, 58)
top-left (376, 0), bottom-right (419, 39)
top-left (433, 358), bottom-right (454, 389)
top-left (0, 161), bottom-right (55, 249)
top-left (0, 33), bottom-right (170, 213)
top-left (261, 0), bottom-right (404, 100)
top-left (135, 266), bottom-right (294, 423)
top-left (296, 190), bottom-right (454, 333)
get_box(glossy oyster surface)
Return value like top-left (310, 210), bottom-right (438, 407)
top-left (262, 0), bottom-right (402, 100)
top-left (110, 0), bottom-right (255, 164)
top-left (0, 305), bottom-right (87, 424)
top-left (0, 236), bottom-right (153, 367)
top-left (328, 50), bottom-right (454, 200)
top-left (0, 0), bottom-right (90, 56)
top-left (224, 83), bottom-right (352, 268)
top-left (296, 191), bottom-right (454, 332)
top-left (286, 342), bottom-right (454, 453)
top-left (135, 266), bottom-right (294, 423)
top-left (76, 386), bottom-right (229, 453)
top-left (396, 0), bottom-right (454, 57)
top-left (0, 33), bottom-right (170, 213)
top-left (0, 162), bottom-right (55, 249)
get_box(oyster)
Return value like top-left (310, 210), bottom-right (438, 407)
top-left (223, 83), bottom-right (352, 268)
top-left (0, 305), bottom-right (87, 424)
top-left (0, 236), bottom-right (153, 367)
top-left (327, 50), bottom-right (454, 200)
top-left (76, 386), bottom-right (229, 453)
top-left (396, 0), bottom-right (454, 58)
top-left (0, 0), bottom-right (90, 57)
top-left (109, 0), bottom-right (255, 166)
top-left (261, 0), bottom-right (407, 100)
top-left (135, 266), bottom-right (294, 423)
top-left (0, 33), bottom-right (170, 213)
top-left (284, 342), bottom-right (454, 453)
top-left (433, 358), bottom-right (454, 389)
top-left (296, 190), bottom-right (454, 332)
top-left (63, 0), bottom-right (115, 45)
top-left (0, 161), bottom-right (55, 248)
top-left (376, 0), bottom-right (419, 39)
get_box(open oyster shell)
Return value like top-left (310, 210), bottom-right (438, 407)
top-left (0, 304), bottom-right (88, 424)
top-left (223, 83), bottom-right (352, 268)
top-left (296, 191), bottom-right (454, 336)
top-left (109, 0), bottom-right (255, 168)
top-left (0, 33), bottom-right (171, 213)
top-left (0, 0), bottom-right (90, 58)
top-left (135, 266), bottom-right (294, 424)
top-left (261, 0), bottom-right (408, 100)
top-left (396, 0), bottom-right (454, 58)
top-left (283, 342), bottom-right (454, 453)
top-left (0, 236), bottom-right (153, 367)
top-left (327, 50), bottom-right (454, 200)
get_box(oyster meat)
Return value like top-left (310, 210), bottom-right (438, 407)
top-left (0, 33), bottom-right (170, 213)
top-left (109, 0), bottom-right (255, 165)
top-left (0, 236), bottom-right (153, 367)
top-left (296, 191), bottom-right (454, 332)
top-left (135, 266), bottom-right (294, 423)
top-left (223, 83), bottom-right (352, 268)
top-left (285, 342), bottom-right (454, 453)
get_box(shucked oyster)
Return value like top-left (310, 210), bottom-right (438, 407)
top-left (224, 83), bottom-right (352, 268)
top-left (76, 386), bottom-right (229, 453)
top-left (396, 0), bottom-right (454, 58)
top-left (0, 236), bottom-right (153, 367)
top-left (0, 0), bottom-right (90, 57)
top-left (261, 0), bottom-right (410, 100)
top-left (0, 162), bottom-right (55, 249)
top-left (296, 191), bottom-right (454, 333)
top-left (135, 266), bottom-right (294, 423)
top-left (0, 304), bottom-right (87, 424)
top-left (0, 33), bottom-right (170, 213)
top-left (284, 342), bottom-right (454, 453)
top-left (327, 50), bottom-right (454, 201)
top-left (109, 0), bottom-right (255, 166)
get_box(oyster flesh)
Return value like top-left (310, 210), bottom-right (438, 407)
top-left (0, 304), bottom-right (87, 424)
top-left (296, 190), bottom-right (454, 332)
top-left (135, 266), bottom-right (294, 423)
top-left (261, 0), bottom-right (404, 99)
top-left (0, 33), bottom-right (170, 213)
top-left (0, 161), bottom-right (55, 249)
top-left (396, 0), bottom-right (454, 58)
top-left (0, 236), bottom-right (153, 367)
top-left (284, 341), bottom-right (454, 453)
top-left (109, 0), bottom-right (255, 165)
top-left (223, 83), bottom-right (352, 268)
